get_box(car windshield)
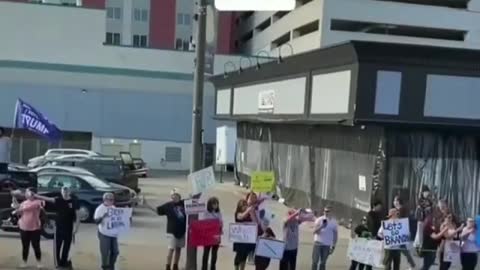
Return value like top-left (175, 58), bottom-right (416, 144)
top-left (81, 175), bottom-right (111, 189)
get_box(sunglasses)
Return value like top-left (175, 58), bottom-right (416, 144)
top-left (324, 210), bottom-right (331, 213)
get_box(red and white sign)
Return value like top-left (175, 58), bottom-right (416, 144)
top-left (184, 198), bottom-right (207, 215)
top-left (188, 219), bottom-right (222, 247)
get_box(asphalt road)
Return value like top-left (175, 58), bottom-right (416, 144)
top-left (0, 173), bottom-right (429, 270)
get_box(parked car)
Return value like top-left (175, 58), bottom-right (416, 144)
top-left (46, 153), bottom-right (142, 193)
top-left (0, 169), bottom-right (56, 239)
top-left (37, 172), bottom-right (132, 223)
top-left (133, 158), bottom-right (148, 178)
top-left (28, 148), bottom-right (100, 168)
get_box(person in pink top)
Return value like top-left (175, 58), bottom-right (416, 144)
top-left (12, 187), bottom-right (45, 269)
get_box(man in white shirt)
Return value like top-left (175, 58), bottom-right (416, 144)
top-left (0, 127), bottom-right (11, 164)
top-left (94, 192), bottom-right (118, 270)
top-left (312, 206), bottom-right (338, 270)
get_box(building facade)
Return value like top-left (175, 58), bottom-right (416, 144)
top-left (0, 1), bottom-right (243, 170)
top-left (234, 0), bottom-right (480, 56)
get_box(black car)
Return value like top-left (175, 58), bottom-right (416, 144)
top-left (37, 172), bottom-right (132, 223)
top-left (47, 154), bottom-right (142, 193)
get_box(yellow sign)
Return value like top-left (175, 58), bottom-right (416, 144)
top-left (251, 171), bottom-right (275, 193)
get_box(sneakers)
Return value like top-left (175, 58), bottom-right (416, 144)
top-left (19, 262), bottom-right (28, 269)
top-left (36, 262), bottom-right (44, 269)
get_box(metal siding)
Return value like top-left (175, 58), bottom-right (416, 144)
top-left (0, 84), bottom-right (217, 143)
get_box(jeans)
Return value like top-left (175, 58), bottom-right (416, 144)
top-left (54, 228), bottom-right (73, 267)
top-left (400, 247), bottom-right (416, 267)
top-left (421, 251), bottom-right (436, 270)
top-left (202, 245), bottom-right (219, 270)
top-left (279, 249), bottom-right (298, 270)
top-left (461, 253), bottom-right (478, 270)
top-left (383, 250), bottom-right (401, 270)
top-left (311, 244), bottom-right (330, 270)
top-left (349, 260), bottom-right (372, 270)
top-left (98, 231), bottom-right (119, 270)
top-left (20, 230), bottom-right (42, 262)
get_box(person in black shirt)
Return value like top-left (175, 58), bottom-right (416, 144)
top-left (349, 216), bottom-right (373, 270)
top-left (35, 186), bottom-right (79, 269)
top-left (367, 201), bottom-right (383, 238)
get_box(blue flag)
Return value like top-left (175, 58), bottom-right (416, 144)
top-left (14, 99), bottom-right (61, 141)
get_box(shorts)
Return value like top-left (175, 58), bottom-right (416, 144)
top-left (167, 234), bottom-right (185, 249)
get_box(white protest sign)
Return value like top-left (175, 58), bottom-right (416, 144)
top-left (189, 166), bottom-right (216, 194)
top-left (229, 223), bottom-right (258, 243)
top-left (347, 238), bottom-right (384, 268)
top-left (184, 198), bottom-right (207, 214)
top-left (104, 207), bottom-right (133, 236)
top-left (444, 240), bottom-right (461, 265)
top-left (382, 218), bottom-right (410, 249)
top-left (255, 238), bottom-right (285, 260)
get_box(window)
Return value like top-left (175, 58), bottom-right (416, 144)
top-left (134, 8), bottom-right (141, 21)
top-left (133, 35), bottom-right (148, 47)
top-left (165, 147), bottom-right (182, 162)
top-left (48, 176), bottom-right (82, 190)
top-left (106, 32), bottom-right (121, 45)
top-left (183, 14), bottom-right (191, 25)
top-left (177, 13), bottom-right (184, 25)
top-left (141, 9), bottom-right (148, 21)
top-left (107, 7), bottom-right (114, 18)
top-left (38, 175), bottom-right (53, 188)
top-left (183, 40), bottom-right (190, 51)
top-left (114, 7), bottom-right (121, 19)
top-left (175, 38), bottom-right (183, 49)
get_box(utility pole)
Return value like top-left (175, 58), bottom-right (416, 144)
top-left (186, 0), bottom-right (207, 269)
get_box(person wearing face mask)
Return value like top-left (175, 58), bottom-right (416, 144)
top-left (12, 187), bottom-right (45, 269)
top-left (393, 196), bottom-right (416, 270)
top-left (34, 186), bottom-right (80, 269)
top-left (460, 218), bottom-right (478, 270)
top-left (94, 192), bottom-right (118, 270)
top-left (156, 189), bottom-right (188, 270)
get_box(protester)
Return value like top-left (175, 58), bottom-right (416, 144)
top-left (311, 205), bottom-right (338, 270)
top-left (200, 197), bottom-right (223, 270)
top-left (367, 201), bottom-right (383, 238)
top-left (414, 185), bottom-right (434, 249)
top-left (378, 208), bottom-right (401, 270)
top-left (156, 189), bottom-right (187, 270)
top-left (0, 126), bottom-right (11, 164)
top-left (255, 227), bottom-right (276, 270)
top-left (349, 216), bottom-right (372, 270)
top-left (280, 209), bottom-right (302, 270)
top-left (94, 192), bottom-right (119, 270)
top-left (460, 218), bottom-right (478, 270)
top-left (34, 186), bottom-right (80, 269)
top-left (438, 214), bottom-right (463, 270)
top-left (420, 215), bottom-right (442, 270)
top-left (233, 198), bottom-right (258, 270)
top-left (393, 196), bottom-right (416, 270)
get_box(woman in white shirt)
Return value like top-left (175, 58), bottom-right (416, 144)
top-left (460, 218), bottom-right (478, 270)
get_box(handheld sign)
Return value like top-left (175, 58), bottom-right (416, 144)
top-left (255, 238), bottom-right (285, 260)
top-left (184, 198), bottom-right (207, 215)
top-left (229, 223), bottom-right (258, 244)
top-left (189, 166), bottom-right (216, 194)
top-left (104, 207), bottom-right (133, 236)
top-left (347, 238), bottom-right (384, 268)
top-left (251, 171), bottom-right (275, 193)
top-left (382, 218), bottom-right (410, 249)
top-left (444, 240), bottom-right (461, 265)
top-left (188, 219), bottom-right (222, 247)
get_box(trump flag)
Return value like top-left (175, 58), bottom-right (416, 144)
top-left (14, 99), bottom-right (61, 141)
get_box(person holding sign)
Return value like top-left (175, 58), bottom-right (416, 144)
top-left (200, 197), bottom-right (223, 270)
top-left (94, 193), bottom-right (119, 270)
top-left (438, 214), bottom-right (464, 270)
top-left (311, 206), bottom-right (338, 270)
top-left (233, 198), bottom-right (259, 270)
top-left (420, 215), bottom-right (442, 270)
top-left (460, 218), bottom-right (478, 270)
top-left (393, 196), bottom-right (416, 270)
top-left (279, 209), bottom-right (302, 270)
top-left (156, 189), bottom-right (187, 270)
top-left (377, 208), bottom-right (402, 270)
top-left (349, 216), bottom-right (372, 270)
top-left (255, 227), bottom-right (276, 270)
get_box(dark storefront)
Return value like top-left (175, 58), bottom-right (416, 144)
top-left (210, 41), bottom-right (480, 222)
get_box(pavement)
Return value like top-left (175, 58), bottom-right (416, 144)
top-left (0, 172), bottom-right (432, 270)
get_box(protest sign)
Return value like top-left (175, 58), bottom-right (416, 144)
top-left (255, 238), bottom-right (285, 260)
top-left (347, 238), bottom-right (384, 268)
top-left (188, 219), bottom-right (222, 247)
top-left (103, 207), bottom-right (133, 236)
top-left (229, 223), bottom-right (258, 243)
top-left (444, 240), bottom-right (461, 265)
top-left (251, 171), bottom-right (275, 193)
top-left (189, 166), bottom-right (216, 194)
top-left (184, 198), bottom-right (207, 215)
top-left (382, 218), bottom-right (410, 249)
top-left (476, 216), bottom-right (480, 246)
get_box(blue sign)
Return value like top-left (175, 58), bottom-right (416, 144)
top-left (476, 216), bottom-right (480, 247)
top-left (14, 99), bottom-right (61, 141)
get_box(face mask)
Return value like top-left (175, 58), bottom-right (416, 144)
top-left (422, 192), bottom-right (430, 198)
top-left (394, 201), bottom-right (400, 208)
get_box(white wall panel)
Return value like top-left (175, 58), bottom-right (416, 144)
top-left (311, 70), bottom-right (351, 114)
top-left (216, 89), bottom-right (231, 114)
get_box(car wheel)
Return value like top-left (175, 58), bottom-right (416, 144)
top-left (41, 219), bottom-right (55, 239)
top-left (78, 202), bottom-right (93, 223)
